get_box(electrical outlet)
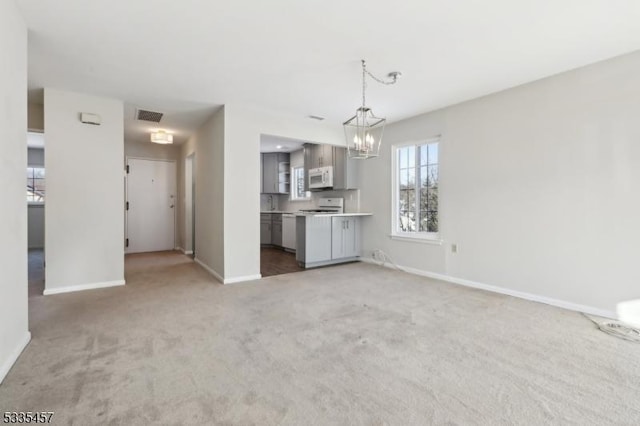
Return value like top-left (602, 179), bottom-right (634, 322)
top-left (451, 244), bottom-right (458, 254)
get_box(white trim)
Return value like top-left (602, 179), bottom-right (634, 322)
top-left (0, 332), bottom-right (31, 384)
top-left (360, 258), bottom-right (616, 319)
top-left (194, 257), bottom-right (224, 283)
top-left (176, 247), bottom-right (194, 255)
top-left (389, 234), bottom-right (443, 245)
top-left (390, 137), bottom-right (441, 237)
top-left (194, 258), bottom-right (261, 284)
top-left (43, 279), bottom-right (125, 295)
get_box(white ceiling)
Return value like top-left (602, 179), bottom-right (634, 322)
top-left (123, 101), bottom-right (220, 145)
top-left (260, 135), bottom-right (307, 153)
top-left (18, 0), bottom-right (640, 130)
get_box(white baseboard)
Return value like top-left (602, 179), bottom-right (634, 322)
top-left (360, 258), bottom-right (616, 319)
top-left (43, 279), bottom-right (125, 295)
top-left (176, 247), bottom-right (194, 255)
top-left (194, 258), bottom-right (261, 285)
top-left (0, 332), bottom-right (31, 384)
top-left (223, 274), bottom-right (262, 285)
top-left (194, 258), bottom-right (224, 283)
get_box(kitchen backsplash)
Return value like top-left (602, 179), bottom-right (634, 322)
top-left (260, 194), bottom-right (280, 211)
top-left (278, 189), bottom-right (360, 213)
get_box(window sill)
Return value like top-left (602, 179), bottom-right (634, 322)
top-left (289, 199), bottom-right (311, 202)
top-left (389, 234), bottom-right (442, 245)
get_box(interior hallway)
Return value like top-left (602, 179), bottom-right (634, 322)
top-left (28, 249), bottom-right (44, 297)
top-left (3, 251), bottom-right (640, 424)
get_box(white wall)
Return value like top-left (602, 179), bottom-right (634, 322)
top-left (183, 154), bottom-right (194, 254)
top-left (177, 133), bottom-right (196, 252)
top-left (124, 139), bottom-right (179, 162)
top-left (182, 107), bottom-right (225, 277)
top-left (223, 104), bottom-right (344, 281)
top-left (0, 0), bottom-right (29, 383)
top-left (44, 89), bottom-right (125, 294)
top-left (28, 103), bottom-right (44, 132)
top-left (359, 50), bottom-right (640, 316)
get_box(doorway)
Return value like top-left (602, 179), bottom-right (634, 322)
top-left (27, 131), bottom-right (45, 296)
top-left (126, 158), bottom-right (177, 253)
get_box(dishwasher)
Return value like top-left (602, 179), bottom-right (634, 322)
top-left (282, 214), bottom-right (296, 252)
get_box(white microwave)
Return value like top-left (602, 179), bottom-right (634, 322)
top-left (309, 166), bottom-right (333, 189)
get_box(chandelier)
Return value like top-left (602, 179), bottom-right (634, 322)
top-left (343, 60), bottom-right (401, 159)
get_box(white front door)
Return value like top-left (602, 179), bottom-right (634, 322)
top-left (126, 158), bottom-right (176, 253)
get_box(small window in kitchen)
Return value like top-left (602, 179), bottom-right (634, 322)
top-left (392, 138), bottom-right (439, 240)
top-left (291, 166), bottom-right (310, 201)
top-left (27, 167), bottom-right (45, 203)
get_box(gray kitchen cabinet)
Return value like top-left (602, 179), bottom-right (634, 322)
top-left (303, 143), bottom-right (358, 191)
top-left (304, 143), bottom-right (334, 170)
top-left (333, 146), bottom-right (359, 190)
top-left (297, 215), bottom-right (363, 268)
top-left (260, 214), bottom-right (272, 245)
top-left (296, 215), bottom-right (332, 267)
top-left (303, 143), bottom-right (335, 192)
top-left (260, 153), bottom-right (264, 193)
top-left (320, 144), bottom-right (334, 168)
top-left (262, 153), bottom-right (278, 194)
top-left (303, 145), bottom-right (312, 192)
top-left (271, 213), bottom-right (283, 247)
top-left (331, 217), bottom-right (361, 259)
top-left (262, 153), bottom-right (290, 194)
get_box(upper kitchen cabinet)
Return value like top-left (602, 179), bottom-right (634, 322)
top-left (303, 144), bottom-right (359, 190)
top-left (262, 152), bottom-right (290, 194)
top-left (332, 146), bottom-right (359, 190)
top-left (304, 143), bottom-right (334, 169)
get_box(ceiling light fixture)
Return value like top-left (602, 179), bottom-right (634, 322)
top-left (276, 145), bottom-right (283, 149)
top-left (343, 60), bottom-right (401, 159)
top-left (150, 130), bottom-right (173, 144)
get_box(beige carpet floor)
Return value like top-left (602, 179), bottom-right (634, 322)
top-left (2, 251), bottom-right (640, 425)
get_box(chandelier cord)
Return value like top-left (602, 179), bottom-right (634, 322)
top-left (361, 59), bottom-right (400, 108)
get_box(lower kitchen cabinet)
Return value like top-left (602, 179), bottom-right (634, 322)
top-left (331, 217), bottom-right (361, 259)
top-left (260, 214), bottom-right (272, 245)
top-left (271, 214), bottom-right (283, 246)
top-left (261, 213), bottom-right (284, 247)
top-left (296, 215), bottom-right (363, 268)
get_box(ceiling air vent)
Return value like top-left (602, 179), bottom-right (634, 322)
top-left (136, 109), bottom-right (164, 123)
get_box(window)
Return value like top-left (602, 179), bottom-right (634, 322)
top-left (290, 166), bottom-right (310, 200)
top-left (392, 139), bottom-right (439, 238)
top-left (27, 167), bottom-right (45, 203)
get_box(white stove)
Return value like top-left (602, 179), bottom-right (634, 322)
top-left (299, 197), bottom-right (344, 214)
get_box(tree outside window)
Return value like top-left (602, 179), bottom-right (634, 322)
top-left (395, 141), bottom-right (438, 236)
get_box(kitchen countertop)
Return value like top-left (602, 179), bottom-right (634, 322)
top-left (295, 212), bottom-right (373, 217)
top-left (260, 210), bottom-right (297, 214)
top-left (261, 210), bottom-right (373, 217)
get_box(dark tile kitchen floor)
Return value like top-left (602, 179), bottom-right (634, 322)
top-left (260, 247), bottom-right (305, 277)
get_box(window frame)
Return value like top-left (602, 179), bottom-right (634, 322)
top-left (390, 137), bottom-right (441, 242)
top-left (289, 165), bottom-right (310, 201)
top-left (26, 166), bottom-right (45, 205)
